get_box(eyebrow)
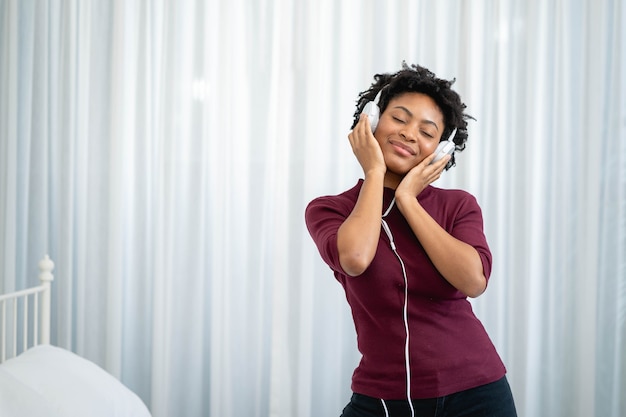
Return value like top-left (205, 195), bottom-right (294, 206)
top-left (392, 106), bottom-right (440, 131)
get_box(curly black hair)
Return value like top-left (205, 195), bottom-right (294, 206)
top-left (351, 62), bottom-right (474, 169)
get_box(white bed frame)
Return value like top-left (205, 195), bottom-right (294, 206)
top-left (0, 255), bottom-right (54, 363)
top-left (0, 256), bottom-right (153, 416)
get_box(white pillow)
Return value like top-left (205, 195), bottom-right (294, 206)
top-left (0, 367), bottom-right (64, 417)
top-left (0, 345), bottom-right (151, 417)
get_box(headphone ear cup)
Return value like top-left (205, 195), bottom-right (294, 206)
top-left (361, 101), bottom-right (380, 132)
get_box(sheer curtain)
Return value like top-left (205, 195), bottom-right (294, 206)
top-left (0, 1), bottom-right (624, 416)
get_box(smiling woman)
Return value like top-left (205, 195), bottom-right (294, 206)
top-left (306, 63), bottom-right (516, 417)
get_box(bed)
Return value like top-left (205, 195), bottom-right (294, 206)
top-left (0, 255), bottom-right (152, 417)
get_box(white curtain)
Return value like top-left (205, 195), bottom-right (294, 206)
top-left (1, 1), bottom-right (624, 416)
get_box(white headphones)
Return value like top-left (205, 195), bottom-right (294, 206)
top-left (361, 89), bottom-right (383, 133)
top-left (431, 128), bottom-right (457, 165)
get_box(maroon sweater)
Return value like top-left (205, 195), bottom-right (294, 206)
top-left (305, 180), bottom-right (506, 399)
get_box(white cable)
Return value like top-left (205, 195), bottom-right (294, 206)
top-left (381, 199), bottom-right (415, 417)
top-left (382, 197), bottom-right (396, 217)
top-left (381, 399), bottom-right (390, 417)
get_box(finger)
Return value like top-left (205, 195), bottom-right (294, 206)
top-left (438, 155), bottom-right (452, 169)
top-left (354, 114), bottom-right (371, 137)
top-left (426, 153), bottom-right (450, 169)
top-left (431, 156), bottom-right (451, 179)
top-left (422, 152), bottom-right (439, 167)
top-left (360, 113), bottom-right (371, 130)
top-left (354, 117), bottom-right (377, 149)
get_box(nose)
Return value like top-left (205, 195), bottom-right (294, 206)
top-left (399, 128), bottom-right (417, 143)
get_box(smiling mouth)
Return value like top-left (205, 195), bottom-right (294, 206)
top-left (389, 139), bottom-right (416, 156)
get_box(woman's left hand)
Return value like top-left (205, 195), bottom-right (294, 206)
top-left (394, 153), bottom-right (487, 298)
top-left (395, 153), bottom-right (450, 199)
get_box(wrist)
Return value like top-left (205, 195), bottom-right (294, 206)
top-left (363, 167), bottom-right (386, 180)
top-left (395, 191), bottom-right (419, 211)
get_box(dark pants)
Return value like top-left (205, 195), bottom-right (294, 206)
top-left (340, 376), bottom-right (517, 417)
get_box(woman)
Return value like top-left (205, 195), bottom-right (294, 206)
top-left (305, 63), bottom-right (517, 417)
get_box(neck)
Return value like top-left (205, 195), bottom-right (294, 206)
top-left (383, 172), bottom-right (402, 189)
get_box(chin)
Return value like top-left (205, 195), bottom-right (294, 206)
top-left (386, 166), bottom-right (413, 177)
top-left (388, 159), bottom-right (419, 174)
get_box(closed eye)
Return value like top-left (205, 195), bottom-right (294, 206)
top-left (421, 130), bottom-right (434, 138)
top-left (393, 116), bottom-right (406, 123)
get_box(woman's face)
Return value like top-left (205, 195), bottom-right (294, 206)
top-left (374, 92), bottom-right (445, 176)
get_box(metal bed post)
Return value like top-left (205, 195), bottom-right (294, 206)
top-left (38, 255), bottom-right (54, 345)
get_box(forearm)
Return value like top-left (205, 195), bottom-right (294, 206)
top-left (337, 171), bottom-right (385, 276)
top-left (396, 194), bottom-right (487, 297)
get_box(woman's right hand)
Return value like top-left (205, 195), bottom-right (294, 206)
top-left (348, 114), bottom-right (386, 176)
